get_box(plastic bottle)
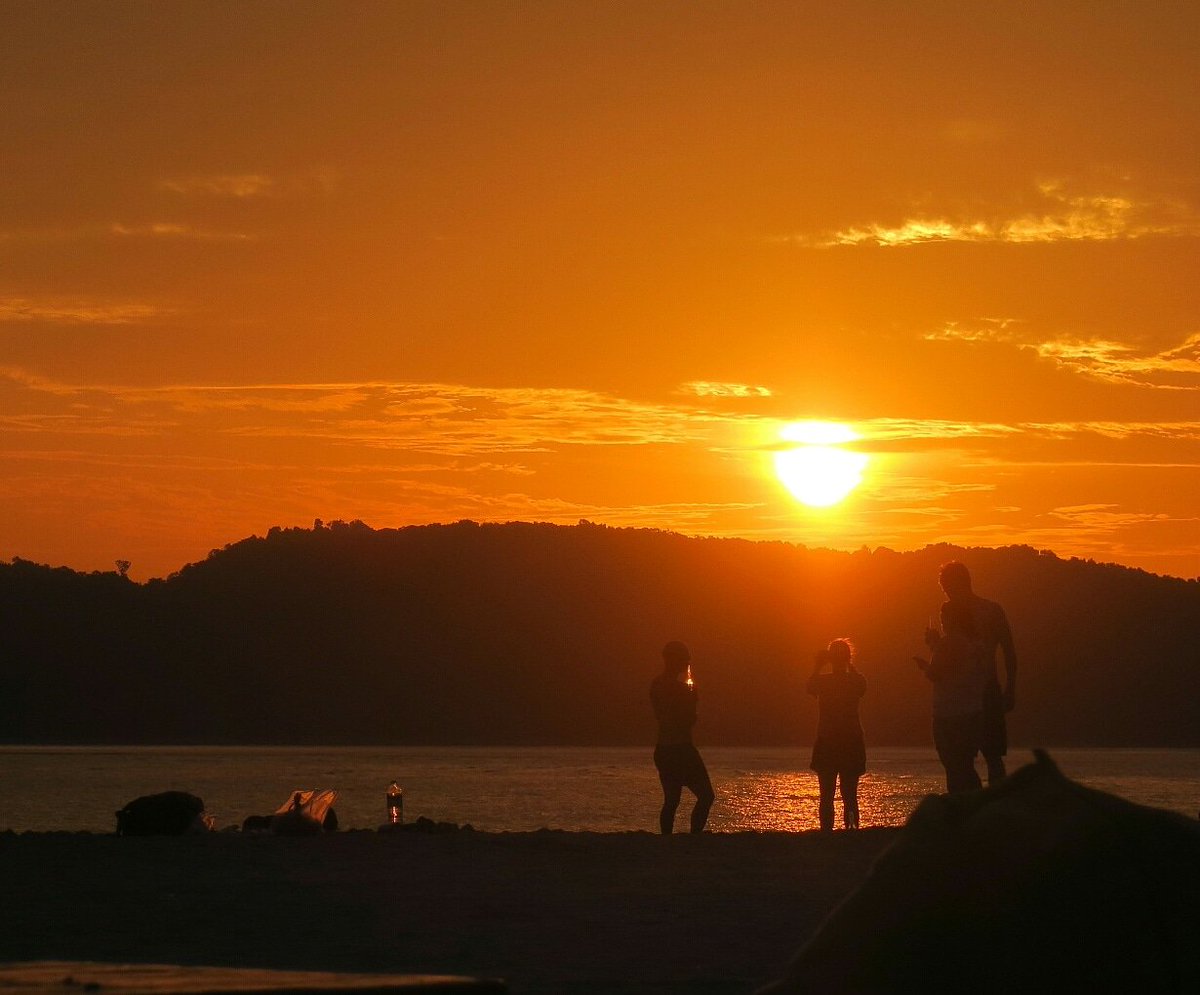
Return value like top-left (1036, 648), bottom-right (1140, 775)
top-left (386, 781), bottom-right (404, 825)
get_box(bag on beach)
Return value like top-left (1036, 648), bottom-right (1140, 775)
top-left (115, 791), bottom-right (209, 836)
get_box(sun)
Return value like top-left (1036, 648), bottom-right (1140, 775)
top-left (774, 421), bottom-right (868, 508)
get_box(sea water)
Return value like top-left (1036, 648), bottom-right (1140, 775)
top-left (0, 745), bottom-right (1196, 834)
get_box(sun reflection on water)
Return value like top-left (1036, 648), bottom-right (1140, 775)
top-left (705, 758), bottom-right (948, 832)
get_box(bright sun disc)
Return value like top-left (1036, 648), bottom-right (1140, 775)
top-left (774, 422), bottom-right (868, 507)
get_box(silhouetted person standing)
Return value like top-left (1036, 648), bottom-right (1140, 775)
top-left (650, 640), bottom-right (714, 834)
top-left (917, 600), bottom-right (987, 793)
top-left (933, 561), bottom-right (1017, 784)
top-left (807, 638), bottom-right (867, 830)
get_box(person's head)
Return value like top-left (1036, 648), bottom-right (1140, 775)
top-left (662, 640), bottom-right (690, 676)
top-left (939, 560), bottom-right (973, 600)
top-left (942, 600), bottom-right (978, 639)
top-left (826, 638), bottom-right (855, 672)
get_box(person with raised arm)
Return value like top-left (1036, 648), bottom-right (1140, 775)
top-left (807, 638), bottom-right (867, 830)
top-left (650, 640), bottom-right (715, 834)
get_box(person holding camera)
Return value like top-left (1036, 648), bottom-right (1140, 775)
top-left (650, 640), bottom-right (715, 834)
top-left (807, 638), bottom-right (867, 831)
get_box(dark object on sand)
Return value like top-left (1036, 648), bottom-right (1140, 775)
top-left (115, 791), bottom-right (207, 836)
top-left (378, 816), bottom-right (473, 834)
top-left (759, 750), bottom-right (1200, 994)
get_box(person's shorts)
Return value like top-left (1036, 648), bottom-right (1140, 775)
top-left (810, 736), bottom-right (866, 779)
top-left (654, 744), bottom-right (712, 794)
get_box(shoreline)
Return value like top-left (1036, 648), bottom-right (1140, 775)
top-left (0, 828), bottom-right (898, 994)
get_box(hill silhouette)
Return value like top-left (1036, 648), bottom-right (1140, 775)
top-left (1, 521), bottom-right (1196, 746)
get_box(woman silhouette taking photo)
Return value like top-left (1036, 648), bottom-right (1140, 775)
top-left (807, 638), bottom-right (867, 830)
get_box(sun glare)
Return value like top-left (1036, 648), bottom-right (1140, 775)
top-left (774, 421), bottom-right (868, 508)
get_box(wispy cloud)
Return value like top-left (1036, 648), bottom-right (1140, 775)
top-left (683, 381), bottom-right (773, 398)
top-left (927, 321), bottom-right (1200, 392)
top-left (7, 370), bottom-right (1193, 466)
top-left (0, 297), bottom-right (173, 324)
top-left (1035, 333), bottom-right (1200, 390)
top-left (0, 373), bottom-right (747, 455)
top-left (860, 417), bottom-right (1200, 450)
top-left (3, 371), bottom-right (1195, 578)
top-left (158, 174), bottom-right (276, 198)
top-left (855, 418), bottom-right (1024, 443)
top-left (157, 168), bottom-right (337, 199)
top-left (0, 222), bottom-right (254, 243)
top-left (109, 222), bottom-right (253, 241)
top-left (779, 181), bottom-right (1200, 248)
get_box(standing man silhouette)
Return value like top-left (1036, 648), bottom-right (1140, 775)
top-left (918, 600), bottom-right (987, 793)
top-left (931, 561), bottom-right (1017, 785)
top-left (650, 640), bottom-right (715, 834)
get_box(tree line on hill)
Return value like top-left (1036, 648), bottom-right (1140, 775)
top-left (1, 520), bottom-right (1196, 747)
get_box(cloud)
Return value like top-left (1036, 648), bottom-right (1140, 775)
top-left (1034, 333), bottom-right (1200, 390)
top-left (921, 318), bottom-right (1025, 343)
top-left (4, 369), bottom-right (1194, 492)
top-left (110, 222), bottom-right (253, 241)
top-left (1047, 504), bottom-right (1174, 530)
top-left (0, 297), bottom-right (172, 324)
top-left (157, 168), bottom-right (337, 199)
top-left (0, 373), bottom-right (744, 455)
top-left (864, 475), bottom-right (998, 504)
top-left (780, 181), bottom-right (1200, 248)
top-left (897, 417), bottom-right (1200, 444)
top-left (854, 418), bottom-right (1023, 443)
top-left (927, 321), bottom-right (1200, 392)
top-left (684, 381), bottom-right (773, 398)
top-left (0, 221), bottom-right (254, 243)
top-left (158, 174), bottom-right (276, 198)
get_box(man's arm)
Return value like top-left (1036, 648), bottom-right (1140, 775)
top-left (996, 606), bottom-right (1017, 711)
top-left (924, 603), bottom-right (946, 650)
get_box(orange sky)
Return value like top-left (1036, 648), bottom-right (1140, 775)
top-left (2, 1), bottom-right (1197, 581)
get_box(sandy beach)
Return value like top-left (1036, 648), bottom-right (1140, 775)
top-left (0, 828), bottom-right (896, 994)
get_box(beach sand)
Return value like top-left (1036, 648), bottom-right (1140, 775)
top-left (0, 827), bottom-right (896, 994)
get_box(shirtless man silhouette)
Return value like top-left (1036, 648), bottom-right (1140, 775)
top-left (930, 561), bottom-right (1017, 785)
top-left (650, 641), bottom-right (715, 834)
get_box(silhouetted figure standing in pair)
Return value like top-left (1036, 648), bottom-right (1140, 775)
top-left (933, 561), bottom-right (1017, 785)
top-left (807, 638), bottom-right (867, 830)
top-left (650, 640), bottom-right (714, 834)
top-left (917, 601), bottom-right (987, 793)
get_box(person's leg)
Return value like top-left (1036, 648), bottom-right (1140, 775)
top-left (935, 717), bottom-right (981, 794)
top-left (949, 714), bottom-right (982, 793)
top-left (658, 776), bottom-right (682, 834)
top-left (932, 719), bottom-right (955, 793)
top-left (980, 681), bottom-right (1007, 785)
top-left (948, 754), bottom-right (981, 793)
top-left (842, 774), bottom-right (860, 829)
top-left (685, 749), bottom-right (715, 834)
top-left (817, 771), bottom-right (837, 831)
top-left (655, 747), bottom-right (683, 835)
